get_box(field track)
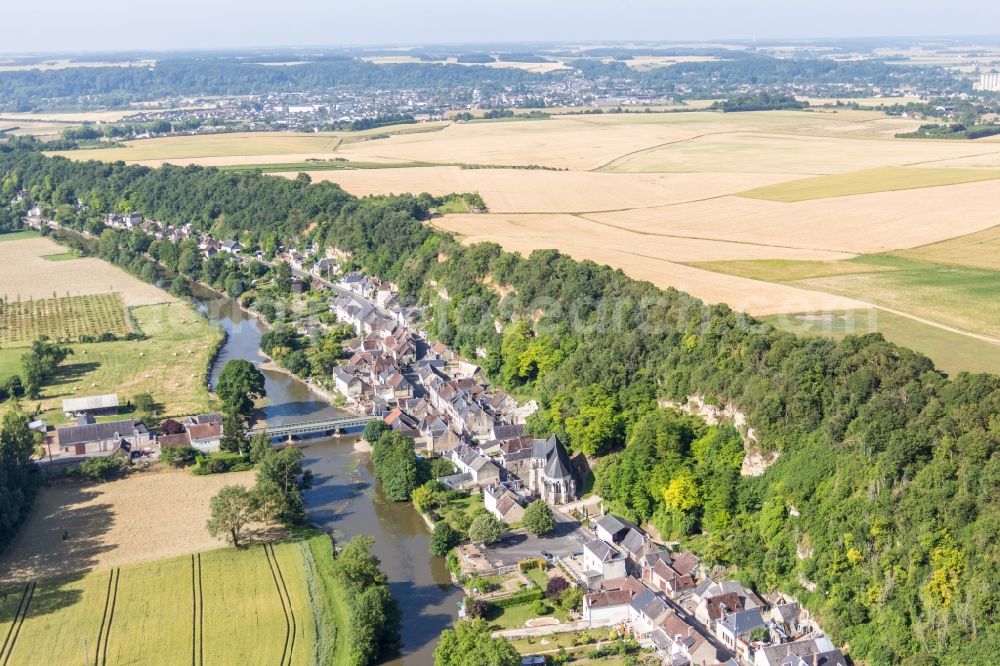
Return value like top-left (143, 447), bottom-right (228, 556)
top-left (0, 582), bottom-right (34, 665)
top-left (94, 568), bottom-right (121, 666)
top-left (264, 543), bottom-right (296, 666)
top-left (194, 553), bottom-right (204, 666)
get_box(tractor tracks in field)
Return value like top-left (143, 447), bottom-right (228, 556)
top-left (263, 543), bottom-right (297, 666)
top-left (0, 582), bottom-right (35, 665)
top-left (191, 553), bottom-right (204, 666)
top-left (95, 568), bottom-right (120, 666)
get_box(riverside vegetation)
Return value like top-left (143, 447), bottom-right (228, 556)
top-left (0, 145), bottom-right (997, 663)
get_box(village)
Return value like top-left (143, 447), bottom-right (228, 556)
top-left (20, 203), bottom-right (850, 666)
top-left (290, 257), bottom-right (852, 666)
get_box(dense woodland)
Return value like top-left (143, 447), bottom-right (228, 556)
top-left (1, 148), bottom-right (997, 663)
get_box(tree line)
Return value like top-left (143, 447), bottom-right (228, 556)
top-left (1, 146), bottom-right (997, 662)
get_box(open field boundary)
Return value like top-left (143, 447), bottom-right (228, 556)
top-left (737, 166), bottom-right (1000, 202)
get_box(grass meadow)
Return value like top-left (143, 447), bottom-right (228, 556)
top-left (766, 308), bottom-right (1000, 377)
top-left (0, 302), bottom-right (221, 423)
top-left (0, 536), bottom-right (340, 666)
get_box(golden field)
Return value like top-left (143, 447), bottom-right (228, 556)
top-left (896, 224), bottom-right (1000, 270)
top-left (737, 166), bottom-right (1000, 202)
top-left (291, 168), bottom-right (794, 213)
top-left (42, 110), bottom-right (1000, 371)
top-left (0, 235), bottom-right (172, 306)
top-left (0, 468), bottom-right (254, 581)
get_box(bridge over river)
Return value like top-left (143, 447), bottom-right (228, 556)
top-left (248, 414), bottom-right (377, 439)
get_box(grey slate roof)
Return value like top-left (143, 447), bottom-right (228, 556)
top-left (761, 638), bottom-right (834, 666)
top-left (717, 608), bottom-right (765, 637)
top-left (57, 419), bottom-right (147, 447)
top-left (596, 514), bottom-right (629, 536)
top-left (584, 539), bottom-right (623, 563)
top-left (543, 434), bottom-right (573, 479)
top-left (619, 528), bottom-right (646, 556)
top-left (629, 588), bottom-right (669, 622)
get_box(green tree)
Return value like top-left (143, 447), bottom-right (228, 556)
top-left (429, 521), bottom-right (460, 557)
top-left (78, 456), bottom-right (126, 482)
top-left (434, 619), bottom-right (520, 666)
top-left (522, 499), bottom-right (557, 535)
top-left (206, 484), bottom-right (256, 547)
top-left (274, 260), bottom-right (293, 295)
top-left (220, 410), bottom-right (248, 455)
top-left (248, 432), bottom-right (273, 464)
top-left (0, 406), bottom-right (37, 545)
top-left (256, 446), bottom-right (310, 524)
top-left (412, 481), bottom-right (446, 514)
top-left (363, 419), bottom-right (388, 444)
top-left (371, 431), bottom-right (418, 501)
top-left (20, 336), bottom-right (72, 399)
top-left (216, 359), bottom-right (266, 417)
top-left (468, 512), bottom-right (505, 545)
top-left (333, 535), bottom-right (388, 592)
top-left (564, 386), bottom-right (624, 456)
top-left (160, 444), bottom-right (197, 468)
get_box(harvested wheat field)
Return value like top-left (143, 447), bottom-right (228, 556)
top-left (896, 224), bottom-right (1000, 270)
top-left (738, 166), bottom-right (1000, 202)
top-left (581, 178), bottom-right (1000, 255)
top-left (0, 236), bottom-right (172, 306)
top-left (434, 213), bottom-right (865, 315)
top-left (292, 168), bottom-right (795, 213)
top-left (333, 112), bottom-right (903, 171)
top-left (601, 131), bottom-right (998, 173)
top-left (0, 110), bottom-right (145, 123)
top-left (49, 124), bottom-right (447, 166)
top-left (0, 468), bottom-right (255, 582)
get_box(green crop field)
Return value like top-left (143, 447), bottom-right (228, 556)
top-left (0, 293), bottom-right (130, 347)
top-left (765, 308), bottom-right (1000, 377)
top-left (0, 230), bottom-right (40, 243)
top-left (699, 253), bottom-right (1000, 375)
top-left (690, 257), bottom-right (897, 282)
top-left (737, 166), bottom-right (1000, 202)
top-left (792, 255), bottom-right (1000, 341)
top-left (0, 536), bottom-right (342, 666)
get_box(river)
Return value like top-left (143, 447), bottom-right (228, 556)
top-left (197, 293), bottom-right (461, 666)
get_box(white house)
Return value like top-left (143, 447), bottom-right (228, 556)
top-left (583, 589), bottom-right (632, 626)
top-left (483, 484), bottom-right (525, 524)
top-left (582, 539), bottom-right (627, 585)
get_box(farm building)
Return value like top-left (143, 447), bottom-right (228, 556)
top-left (62, 393), bottom-right (119, 418)
top-left (187, 422), bottom-right (223, 452)
top-left (55, 418), bottom-right (151, 458)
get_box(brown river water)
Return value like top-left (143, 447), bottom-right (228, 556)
top-left (200, 294), bottom-right (461, 665)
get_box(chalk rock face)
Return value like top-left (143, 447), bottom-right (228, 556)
top-left (659, 394), bottom-right (777, 477)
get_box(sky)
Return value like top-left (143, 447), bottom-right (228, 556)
top-left (5, 0), bottom-right (1000, 54)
